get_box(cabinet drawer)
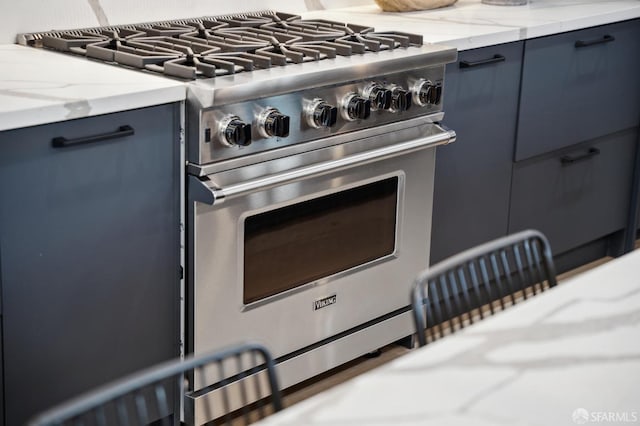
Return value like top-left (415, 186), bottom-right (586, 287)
top-left (508, 128), bottom-right (637, 254)
top-left (516, 19), bottom-right (640, 161)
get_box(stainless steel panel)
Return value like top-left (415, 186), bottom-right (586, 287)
top-left (187, 114), bottom-right (446, 176)
top-left (186, 311), bottom-right (414, 425)
top-left (186, 45), bottom-right (456, 108)
top-left (188, 125), bottom-right (438, 365)
top-left (189, 123), bottom-right (455, 205)
top-left (189, 62), bottom-right (452, 165)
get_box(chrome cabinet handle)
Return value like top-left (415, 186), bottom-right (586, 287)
top-left (459, 54), bottom-right (505, 69)
top-left (575, 34), bottom-right (615, 48)
top-left (51, 125), bottom-right (134, 148)
top-left (560, 147), bottom-right (601, 165)
top-left (190, 125), bottom-right (456, 206)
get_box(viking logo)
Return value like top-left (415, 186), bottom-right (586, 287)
top-left (313, 295), bottom-right (337, 310)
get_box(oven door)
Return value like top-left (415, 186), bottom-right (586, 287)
top-left (187, 121), bottom-right (455, 360)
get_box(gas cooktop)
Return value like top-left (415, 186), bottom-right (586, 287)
top-left (18, 10), bottom-right (423, 80)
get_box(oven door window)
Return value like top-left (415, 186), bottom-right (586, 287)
top-left (243, 177), bottom-right (399, 305)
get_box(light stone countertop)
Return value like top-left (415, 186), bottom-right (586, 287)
top-left (2, 0), bottom-right (639, 131)
top-left (254, 249), bottom-right (640, 426)
top-left (302, 0), bottom-right (640, 51)
top-left (0, 44), bottom-right (185, 132)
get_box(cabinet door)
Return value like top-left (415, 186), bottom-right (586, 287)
top-left (0, 321), bottom-right (3, 425)
top-left (509, 128), bottom-right (636, 254)
top-left (516, 19), bottom-right (640, 161)
top-left (0, 104), bottom-right (180, 426)
top-left (430, 42), bottom-right (523, 264)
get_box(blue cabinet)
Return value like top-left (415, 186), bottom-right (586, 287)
top-left (509, 129), bottom-right (636, 254)
top-left (0, 104), bottom-right (181, 425)
top-left (433, 19), bottom-right (640, 269)
top-left (509, 19), bottom-right (640, 259)
top-left (431, 42), bottom-right (523, 264)
top-left (516, 19), bottom-right (640, 161)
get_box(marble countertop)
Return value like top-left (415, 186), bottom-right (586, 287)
top-left (302, 0), bottom-right (640, 51)
top-left (2, 0), bottom-right (639, 131)
top-left (0, 44), bottom-right (185, 132)
top-left (255, 249), bottom-right (640, 426)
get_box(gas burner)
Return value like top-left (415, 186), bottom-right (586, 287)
top-left (213, 11), bottom-right (301, 27)
top-left (214, 14), bottom-right (278, 28)
top-left (260, 20), bottom-right (350, 42)
top-left (180, 31), bottom-right (272, 52)
top-left (337, 32), bottom-right (415, 52)
top-left (214, 27), bottom-right (303, 45)
top-left (132, 22), bottom-right (199, 37)
top-left (21, 10), bottom-right (424, 80)
top-left (158, 52), bottom-right (262, 79)
top-left (86, 36), bottom-right (219, 62)
top-left (41, 31), bottom-right (107, 54)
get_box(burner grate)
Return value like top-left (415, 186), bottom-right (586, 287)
top-left (19, 10), bottom-right (424, 80)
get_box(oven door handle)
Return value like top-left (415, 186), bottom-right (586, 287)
top-left (189, 124), bottom-right (456, 205)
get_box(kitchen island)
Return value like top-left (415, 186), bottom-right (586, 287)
top-left (253, 247), bottom-right (640, 426)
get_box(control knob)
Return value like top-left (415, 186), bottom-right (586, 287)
top-left (306, 99), bottom-right (338, 129)
top-left (219, 115), bottom-right (252, 147)
top-left (258, 107), bottom-right (290, 138)
top-left (342, 93), bottom-right (371, 121)
top-left (363, 83), bottom-right (392, 111)
top-left (413, 79), bottom-right (442, 107)
top-left (389, 85), bottom-right (412, 112)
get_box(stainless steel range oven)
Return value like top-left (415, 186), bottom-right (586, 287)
top-left (188, 119), bottom-right (454, 369)
top-left (182, 13), bottom-right (456, 422)
top-left (20, 11), bottom-right (456, 424)
top-left (187, 124), bottom-right (454, 425)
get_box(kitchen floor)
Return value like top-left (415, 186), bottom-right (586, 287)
top-left (280, 255), bottom-right (615, 409)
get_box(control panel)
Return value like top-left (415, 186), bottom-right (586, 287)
top-left (198, 66), bottom-right (445, 164)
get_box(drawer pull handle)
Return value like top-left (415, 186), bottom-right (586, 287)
top-left (52, 125), bottom-right (135, 148)
top-left (575, 34), bottom-right (615, 48)
top-left (459, 54), bottom-right (505, 69)
top-left (560, 147), bottom-right (601, 165)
